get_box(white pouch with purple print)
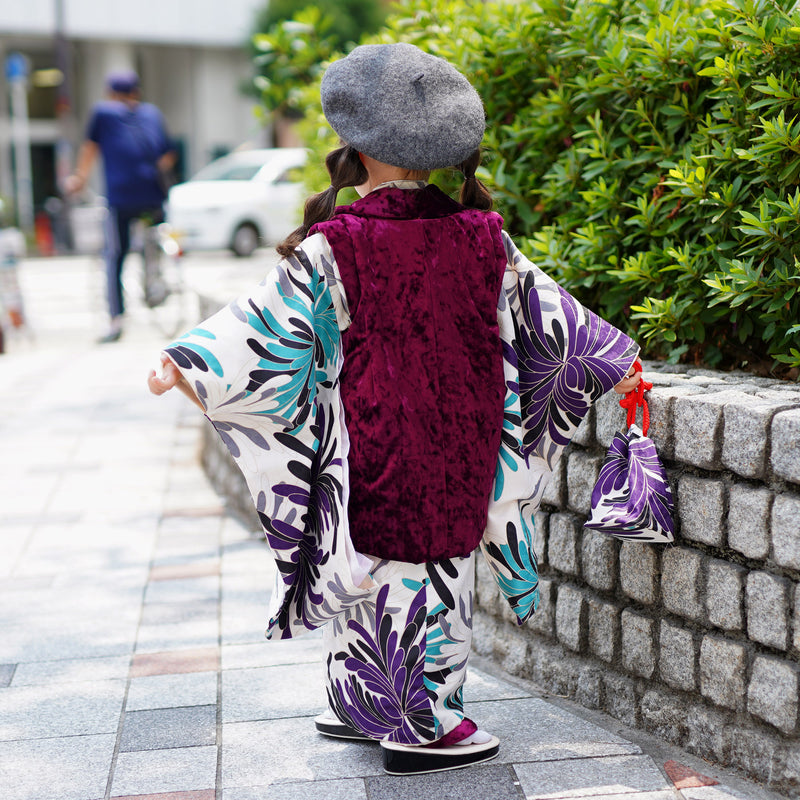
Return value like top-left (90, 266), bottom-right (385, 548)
top-left (584, 374), bottom-right (675, 544)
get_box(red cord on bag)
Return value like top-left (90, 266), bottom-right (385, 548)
top-left (618, 358), bottom-right (653, 435)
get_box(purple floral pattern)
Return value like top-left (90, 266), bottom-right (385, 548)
top-left (161, 223), bottom-right (640, 742)
top-left (324, 555), bottom-right (474, 744)
top-left (584, 425), bottom-right (675, 543)
top-left (481, 233), bottom-right (639, 624)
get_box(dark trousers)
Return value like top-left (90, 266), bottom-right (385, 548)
top-left (103, 206), bottom-right (164, 318)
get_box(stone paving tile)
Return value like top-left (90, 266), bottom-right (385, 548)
top-left (0, 586), bottom-right (140, 627)
top-left (0, 575), bottom-right (55, 591)
top-left (126, 671), bottom-right (218, 711)
top-left (113, 791), bottom-right (215, 800)
top-left (119, 705), bottom-right (217, 751)
top-left (221, 539), bottom-right (273, 574)
top-left (515, 753), bottom-right (669, 798)
top-left (152, 544), bottom-right (222, 568)
top-left (131, 647), bottom-right (220, 678)
top-left (0, 579), bottom-right (145, 633)
top-left (223, 778), bottom-right (369, 799)
top-left (144, 576), bottom-right (220, 606)
top-left (161, 502), bottom-right (226, 519)
top-left (15, 549), bottom-right (149, 576)
top-left (149, 561), bottom-right (220, 581)
top-left (21, 520), bottom-right (151, 551)
top-left (221, 596), bottom-right (273, 646)
top-left (221, 568), bottom-right (273, 620)
top-left (0, 531), bottom-right (34, 577)
top-left (475, 698), bottom-right (641, 765)
top-left (0, 663), bottom-right (16, 687)
top-left (465, 667), bottom-right (532, 702)
top-left (159, 516), bottom-right (225, 537)
top-left (134, 617), bottom-right (220, 654)
top-left (0, 733), bottom-right (116, 800)
top-left (526, 794), bottom-right (675, 800)
top-left (50, 569), bottom-right (148, 599)
top-left (10, 655), bottom-right (130, 686)
top-left (0, 679), bottom-right (126, 740)
top-left (221, 662), bottom-right (327, 722)
top-left (682, 787), bottom-right (761, 800)
top-left (140, 599), bottom-right (219, 626)
top-left (221, 638), bottom-right (324, 671)
top-left (222, 718), bottom-right (383, 787)
top-left (220, 515), bottom-right (260, 546)
top-left (111, 745), bottom-right (218, 797)
top-left (367, 764), bottom-right (521, 800)
top-left (0, 618), bottom-right (137, 663)
top-left (9, 526), bottom-right (151, 576)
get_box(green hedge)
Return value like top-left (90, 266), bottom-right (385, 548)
top-left (284, 0), bottom-right (800, 376)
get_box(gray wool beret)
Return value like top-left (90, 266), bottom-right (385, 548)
top-left (320, 43), bottom-right (485, 171)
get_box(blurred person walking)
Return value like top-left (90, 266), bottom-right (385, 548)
top-left (66, 70), bottom-right (175, 343)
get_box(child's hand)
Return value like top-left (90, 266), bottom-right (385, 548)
top-left (613, 365), bottom-right (643, 395)
top-left (148, 356), bottom-right (182, 396)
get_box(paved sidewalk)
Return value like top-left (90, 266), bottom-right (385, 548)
top-left (0, 256), bottom-right (783, 800)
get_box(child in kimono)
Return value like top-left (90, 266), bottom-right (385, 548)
top-left (148, 42), bottom-right (642, 775)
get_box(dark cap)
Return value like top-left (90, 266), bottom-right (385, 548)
top-left (106, 69), bottom-right (140, 95)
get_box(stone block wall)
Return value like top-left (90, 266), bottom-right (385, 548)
top-left (473, 364), bottom-right (800, 796)
top-left (194, 298), bottom-right (800, 796)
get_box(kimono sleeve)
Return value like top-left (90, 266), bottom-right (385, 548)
top-left (480, 231), bottom-right (640, 625)
top-left (162, 234), bottom-right (376, 639)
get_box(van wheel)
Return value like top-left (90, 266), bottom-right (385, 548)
top-left (231, 223), bottom-right (259, 257)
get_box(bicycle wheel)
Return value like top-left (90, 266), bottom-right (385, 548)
top-left (148, 255), bottom-right (190, 339)
top-left (142, 227), bottom-right (169, 308)
top-left (139, 223), bottom-right (191, 339)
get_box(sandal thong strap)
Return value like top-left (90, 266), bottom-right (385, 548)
top-left (424, 717), bottom-right (478, 748)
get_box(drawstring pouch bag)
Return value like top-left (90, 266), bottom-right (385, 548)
top-left (584, 361), bottom-right (675, 543)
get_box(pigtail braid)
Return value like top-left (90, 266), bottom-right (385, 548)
top-left (458, 149), bottom-right (493, 211)
top-left (276, 144), bottom-right (367, 257)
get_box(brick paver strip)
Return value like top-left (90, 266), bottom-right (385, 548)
top-left (131, 647), bottom-right (220, 677)
top-left (149, 562), bottom-right (221, 581)
top-left (111, 791), bottom-right (215, 800)
top-left (663, 760), bottom-right (719, 789)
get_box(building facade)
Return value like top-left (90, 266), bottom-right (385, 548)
top-left (0, 0), bottom-right (267, 234)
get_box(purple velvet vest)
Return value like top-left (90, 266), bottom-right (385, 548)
top-left (311, 185), bottom-right (507, 563)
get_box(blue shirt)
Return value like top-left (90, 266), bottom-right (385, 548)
top-left (87, 100), bottom-right (172, 209)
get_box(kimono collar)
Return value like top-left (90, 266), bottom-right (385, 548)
top-left (335, 182), bottom-right (465, 221)
top-left (371, 180), bottom-right (427, 192)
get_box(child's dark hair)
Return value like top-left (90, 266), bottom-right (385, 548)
top-left (458, 148), bottom-right (493, 211)
top-left (276, 145), bottom-right (493, 257)
top-left (277, 145), bottom-right (366, 257)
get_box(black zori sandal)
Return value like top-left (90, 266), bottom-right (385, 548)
top-left (314, 712), bottom-right (374, 742)
top-left (381, 735), bottom-right (500, 775)
top-left (380, 720), bottom-right (500, 776)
